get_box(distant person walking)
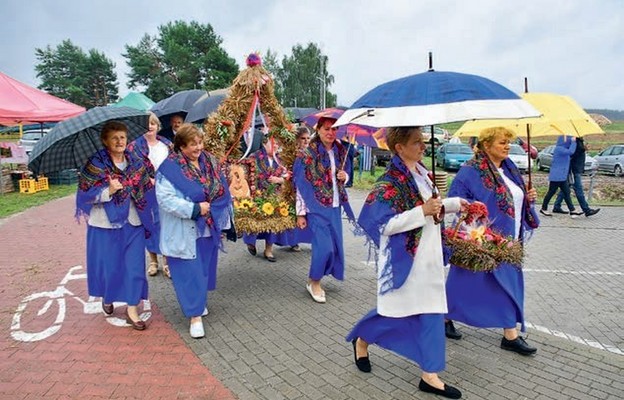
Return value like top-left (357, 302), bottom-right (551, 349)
top-left (552, 137), bottom-right (600, 217)
top-left (540, 135), bottom-right (580, 217)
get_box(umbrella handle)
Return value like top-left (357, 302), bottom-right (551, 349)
top-left (431, 185), bottom-right (445, 225)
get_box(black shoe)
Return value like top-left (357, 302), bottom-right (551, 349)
top-left (418, 379), bottom-right (462, 399)
top-left (351, 338), bottom-right (371, 373)
top-left (445, 320), bottom-right (462, 340)
top-left (102, 302), bottom-right (114, 315)
top-left (552, 208), bottom-right (568, 214)
top-left (246, 244), bottom-right (257, 256)
top-left (539, 209), bottom-right (552, 217)
top-left (500, 336), bottom-right (537, 356)
top-left (585, 208), bottom-right (600, 217)
top-left (264, 252), bottom-right (276, 262)
top-left (570, 210), bottom-right (584, 216)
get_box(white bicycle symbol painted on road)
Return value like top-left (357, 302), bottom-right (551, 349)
top-left (11, 265), bottom-right (151, 342)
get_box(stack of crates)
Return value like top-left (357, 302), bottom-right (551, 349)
top-left (47, 169), bottom-right (78, 185)
top-left (19, 177), bottom-right (49, 194)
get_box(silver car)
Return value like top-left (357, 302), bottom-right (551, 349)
top-left (18, 129), bottom-right (49, 155)
top-left (536, 144), bottom-right (599, 175)
top-left (595, 144), bottom-right (624, 177)
top-left (507, 144), bottom-right (529, 173)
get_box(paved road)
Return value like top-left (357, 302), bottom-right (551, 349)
top-left (1, 191), bottom-right (623, 399)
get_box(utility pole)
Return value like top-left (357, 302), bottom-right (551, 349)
top-left (318, 55), bottom-right (326, 109)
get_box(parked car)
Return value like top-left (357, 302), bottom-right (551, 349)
top-left (507, 144), bottom-right (529, 173)
top-left (422, 126), bottom-right (450, 144)
top-left (18, 129), bottom-right (49, 155)
top-left (536, 144), bottom-right (599, 175)
top-left (435, 143), bottom-right (473, 171)
top-left (372, 147), bottom-right (391, 166)
top-left (595, 144), bottom-right (624, 177)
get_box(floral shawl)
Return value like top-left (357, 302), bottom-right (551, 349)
top-left (251, 147), bottom-right (287, 193)
top-left (76, 148), bottom-right (156, 237)
top-left (293, 139), bottom-right (355, 221)
top-left (359, 155), bottom-right (427, 294)
top-left (449, 150), bottom-right (539, 241)
top-left (126, 135), bottom-right (172, 178)
top-left (157, 150), bottom-right (232, 247)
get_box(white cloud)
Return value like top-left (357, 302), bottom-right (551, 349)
top-left (1, 0), bottom-right (622, 109)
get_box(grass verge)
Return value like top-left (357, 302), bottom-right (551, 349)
top-left (0, 184), bottom-right (76, 219)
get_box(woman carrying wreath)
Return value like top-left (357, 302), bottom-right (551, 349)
top-left (155, 124), bottom-right (233, 339)
top-left (445, 126), bottom-right (540, 356)
top-left (347, 126), bottom-right (465, 399)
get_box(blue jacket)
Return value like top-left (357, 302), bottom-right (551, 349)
top-left (155, 173), bottom-right (211, 259)
top-left (548, 136), bottom-right (576, 182)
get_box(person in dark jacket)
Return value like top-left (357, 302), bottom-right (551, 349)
top-left (540, 135), bottom-right (579, 217)
top-left (552, 137), bottom-right (600, 217)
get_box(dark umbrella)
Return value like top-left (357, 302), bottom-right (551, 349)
top-left (184, 93), bottom-right (227, 123)
top-left (284, 107), bottom-right (319, 123)
top-left (28, 106), bottom-right (149, 175)
top-left (151, 89), bottom-right (206, 127)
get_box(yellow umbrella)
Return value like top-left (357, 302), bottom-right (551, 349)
top-left (454, 93), bottom-right (605, 138)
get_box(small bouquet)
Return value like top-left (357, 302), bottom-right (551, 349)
top-left (232, 187), bottom-right (296, 233)
top-left (444, 202), bottom-right (523, 272)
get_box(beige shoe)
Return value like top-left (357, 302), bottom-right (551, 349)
top-left (147, 262), bottom-right (158, 276)
top-left (163, 264), bottom-right (171, 279)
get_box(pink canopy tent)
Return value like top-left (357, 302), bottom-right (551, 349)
top-left (0, 71), bottom-right (85, 126)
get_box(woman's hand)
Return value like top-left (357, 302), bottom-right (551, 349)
top-left (422, 197), bottom-right (443, 217)
top-left (199, 201), bottom-right (210, 216)
top-left (268, 176), bottom-right (284, 184)
top-left (336, 170), bottom-right (347, 182)
top-left (296, 215), bottom-right (307, 229)
top-left (108, 177), bottom-right (123, 195)
top-left (526, 187), bottom-right (538, 203)
top-left (458, 198), bottom-right (470, 213)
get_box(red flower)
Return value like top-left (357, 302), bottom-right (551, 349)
top-left (383, 187), bottom-right (397, 200)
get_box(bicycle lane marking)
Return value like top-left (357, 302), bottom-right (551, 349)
top-left (10, 265), bottom-right (153, 342)
top-left (0, 195), bottom-right (235, 399)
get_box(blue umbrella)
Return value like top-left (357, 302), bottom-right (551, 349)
top-left (335, 56), bottom-right (539, 129)
top-left (28, 106), bottom-right (149, 175)
top-left (151, 89), bottom-right (206, 126)
top-left (184, 93), bottom-right (227, 123)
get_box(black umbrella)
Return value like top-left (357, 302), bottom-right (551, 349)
top-left (151, 89), bottom-right (206, 127)
top-left (283, 107), bottom-right (320, 123)
top-left (28, 106), bottom-right (149, 175)
top-left (184, 93), bottom-right (227, 123)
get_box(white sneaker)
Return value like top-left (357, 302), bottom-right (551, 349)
top-left (201, 307), bottom-right (209, 317)
top-left (190, 320), bottom-right (205, 339)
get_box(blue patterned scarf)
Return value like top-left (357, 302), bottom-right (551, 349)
top-left (359, 155), bottom-right (427, 294)
top-left (126, 135), bottom-right (172, 178)
top-left (293, 139), bottom-right (355, 222)
top-left (76, 148), bottom-right (156, 237)
top-left (158, 150), bottom-right (232, 247)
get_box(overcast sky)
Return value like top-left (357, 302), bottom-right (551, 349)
top-left (1, 0), bottom-right (623, 110)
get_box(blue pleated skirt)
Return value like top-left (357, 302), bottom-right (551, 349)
top-left (446, 263), bottom-right (524, 330)
top-left (346, 309), bottom-right (445, 373)
top-left (167, 237), bottom-right (217, 318)
top-left (86, 223), bottom-right (148, 305)
top-left (308, 207), bottom-right (344, 281)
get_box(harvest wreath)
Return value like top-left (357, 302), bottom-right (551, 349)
top-left (444, 202), bottom-right (523, 272)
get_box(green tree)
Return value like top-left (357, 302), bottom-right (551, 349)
top-left (277, 43), bottom-right (336, 109)
top-left (124, 20), bottom-right (239, 101)
top-left (35, 39), bottom-right (119, 108)
top-left (263, 49), bottom-right (283, 103)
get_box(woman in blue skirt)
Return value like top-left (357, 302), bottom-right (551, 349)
top-left (156, 124), bottom-right (232, 339)
top-left (76, 121), bottom-right (157, 331)
top-left (127, 111), bottom-right (173, 277)
top-left (347, 126), bottom-right (465, 399)
top-left (293, 117), bottom-right (356, 303)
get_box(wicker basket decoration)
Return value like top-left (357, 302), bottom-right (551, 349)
top-left (444, 202), bottom-right (523, 272)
